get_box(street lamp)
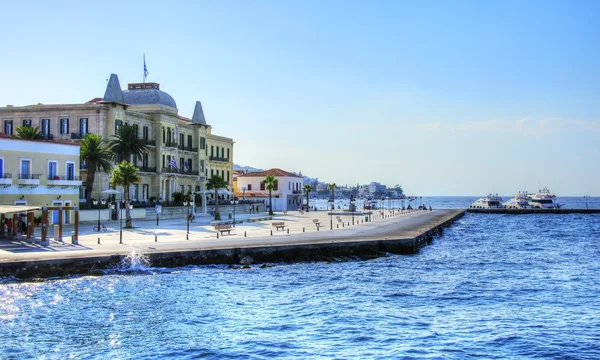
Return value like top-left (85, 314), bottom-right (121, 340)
top-left (328, 198), bottom-right (334, 230)
top-left (350, 195), bottom-right (355, 225)
top-left (156, 197), bottom-right (162, 226)
top-left (184, 197), bottom-right (192, 234)
top-left (93, 197), bottom-right (106, 232)
top-left (119, 198), bottom-right (123, 244)
top-left (232, 197), bottom-right (238, 228)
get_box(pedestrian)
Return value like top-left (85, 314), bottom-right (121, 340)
top-left (429, 205), bottom-right (432, 211)
top-left (7, 218), bottom-right (13, 235)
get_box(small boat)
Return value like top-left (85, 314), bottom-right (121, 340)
top-left (503, 191), bottom-right (532, 209)
top-left (529, 187), bottom-right (561, 209)
top-left (470, 193), bottom-right (504, 209)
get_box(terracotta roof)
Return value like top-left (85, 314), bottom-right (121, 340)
top-left (86, 97), bottom-right (104, 104)
top-left (238, 168), bottom-right (302, 178)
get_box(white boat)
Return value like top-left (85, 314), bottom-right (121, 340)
top-left (470, 193), bottom-right (504, 209)
top-left (529, 187), bottom-right (561, 209)
top-left (503, 191), bottom-right (532, 209)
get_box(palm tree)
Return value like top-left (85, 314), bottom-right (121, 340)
top-left (80, 134), bottom-right (113, 207)
top-left (13, 126), bottom-right (43, 140)
top-left (328, 183), bottom-right (337, 209)
top-left (264, 175), bottom-right (278, 216)
top-left (110, 161), bottom-right (142, 228)
top-left (206, 175), bottom-right (228, 220)
top-left (304, 184), bottom-right (313, 212)
top-left (109, 123), bottom-right (148, 163)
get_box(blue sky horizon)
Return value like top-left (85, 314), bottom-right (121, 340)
top-left (1, 0), bottom-right (598, 196)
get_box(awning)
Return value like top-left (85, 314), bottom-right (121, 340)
top-left (0, 205), bottom-right (41, 215)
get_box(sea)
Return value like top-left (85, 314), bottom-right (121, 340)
top-left (1, 197), bottom-right (599, 359)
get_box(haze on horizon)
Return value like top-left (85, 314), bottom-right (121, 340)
top-left (1, 0), bottom-right (598, 196)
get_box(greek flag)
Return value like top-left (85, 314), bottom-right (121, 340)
top-left (143, 54), bottom-right (149, 81)
top-left (168, 158), bottom-right (178, 170)
top-left (184, 161), bottom-right (189, 171)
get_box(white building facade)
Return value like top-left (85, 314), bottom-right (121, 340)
top-left (236, 168), bottom-right (304, 212)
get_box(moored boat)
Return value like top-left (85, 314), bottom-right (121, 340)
top-left (470, 194), bottom-right (504, 209)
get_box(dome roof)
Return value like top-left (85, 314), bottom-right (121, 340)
top-left (122, 82), bottom-right (177, 109)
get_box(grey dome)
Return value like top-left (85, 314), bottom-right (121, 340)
top-left (122, 82), bottom-right (177, 109)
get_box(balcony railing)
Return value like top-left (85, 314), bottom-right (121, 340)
top-left (18, 174), bottom-right (41, 188)
top-left (143, 139), bottom-right (156, 146)
top-left (166, 141), bottom-right (178, 148)
top-left (19, 174), bottom-right (41, 180)
top-left (292, 190), bottom-right (302, 194)
top-left (71, 132), bottom-right (86, 140)
top-left (161, 168), bottom-right (200, 176)
top-left (2, 173), bottom-right (11, 179)
top-left (138, 167), bottom-right (157, 173)
top-left (178, 145), bottom-right (199, 153)
top-left (47, 175), bottom-right (82, 181)
top-left (0, 173), bottom-right (12, 187)
top-left (209, 156), bottom-right (230, 162)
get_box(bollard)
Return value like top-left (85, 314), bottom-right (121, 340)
top-left (217, 232), bottom-right (219, 239)
top-left (303, 227), bottom-right (305, 233)
top-left (155, 235), bottom-right (157, 242)
top-left (317, 226), bottom-right (319, 231)
top-left (342, 223), bottom-right (345, 228)
top-left (271, 230), bottom-right (273, 236)
top-left (287, 228), bottom-right (289, 234)
top-left (98, 237), bottom-right (100, 245)
top-left (244, 231), bottom-right (247, 237)
top-left (337, 224), bottom-right (339, 229)
top-left (186, 234), bottom-right (189, 240)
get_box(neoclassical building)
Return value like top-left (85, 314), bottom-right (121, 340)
top-left (0, 74), bottom-right (234, 204)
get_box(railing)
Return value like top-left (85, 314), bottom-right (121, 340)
top-left (47, 175), bottom-right (82, 181)
top-left (161, 168), bottom-right (200, 176)
top-left (70, 133), bottom-right (86, 140)
top-left (143, 139), bottom-right (156, 146)
top-left (178, 145), bottom-right (199, 152)
top-left (292, 190), bottom-right (302, 194)
top-left (19, 174), bottom-right (41, 179)
top-left (209, 156), bottom-right (230, 162)
top-left (138, 167), bottom-right (157, 173)
top-left (166, 141), bottom-right (178, 148)
top-left (2, 173), bottom-right (12, 179)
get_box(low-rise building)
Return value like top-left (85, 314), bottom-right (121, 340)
top-left (236, 168), bottom-right (304, 211)
top-left (0, 134), bottom-right (81, 223)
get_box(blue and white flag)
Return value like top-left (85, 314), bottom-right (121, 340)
top-left (184, 161), bottom-right (189, 171)
top-left (143, 54), bottom-right (149, 81)
top-left (168, 158), bottom-right (178, 170)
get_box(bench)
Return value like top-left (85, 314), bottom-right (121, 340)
top-left (215, 224), bottom-right (232, 235)
top-left (312, 219), bottom-right (321, 227)
top-left (336, 216), bottom-right (343, 223)
top-left (272, 222), bottom-right (287, 231)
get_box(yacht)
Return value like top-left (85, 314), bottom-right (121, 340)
top-left (529, 187), bottom-right (561, 209)
top-left (503, 191), bottom-right (532, 209)
top-left (470, 194), bottom-right (504, 209)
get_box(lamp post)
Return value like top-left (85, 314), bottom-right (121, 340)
top-left (350, 195), bottom-right (355, 225)
top-left (93, 197), bottom-right (106, 232)
top-left (329, 198), bottom-right (334, 230)
top-left (156, 197), bottom-right (162, 225)
top-left (184, 198), bottom-right (191, 234)
top-left (233, 197), bottom-right (238, 227)
top-left (119, 197), bottom-right (123, 244)
top-left (584, 195), bottom-right (590, 210)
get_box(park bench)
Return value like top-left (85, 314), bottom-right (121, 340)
top-left (272, 222), bottom-right (287, 231)
top-left (312, 219), bottom-right (321, 227)
top-left (215, 224), bottom-right (232, 235)
top-left (336, 216), bottom-right (343, 223)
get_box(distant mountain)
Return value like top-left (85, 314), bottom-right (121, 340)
top-left (233, 164), bottom-right (264, 173)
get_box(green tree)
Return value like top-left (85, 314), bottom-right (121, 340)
top-left (80, 134), bottom-right (113, 207)
top-left (110, 161), bottom-right (142, 228)
top-left (206, 174), bottom-right (228, 220)
top-left (13, 126), bottom-right (43, 140)
top-left (264, 175), bottom-right (278, 215)
top-left (109, 123), bottom-right (148, 163)
top-left (303, 184), bottom-right (313, 212)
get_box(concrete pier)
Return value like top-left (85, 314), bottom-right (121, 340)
top-left (467, 208), bottom-right (600, 214)
top-left (0, 209), bottom-right (465, 279)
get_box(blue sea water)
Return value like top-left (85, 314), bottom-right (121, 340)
top-left (1, 198), bottom-right (600, 359)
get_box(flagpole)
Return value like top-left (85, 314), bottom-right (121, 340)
top-left (143, 53), bottom-right (145, 83)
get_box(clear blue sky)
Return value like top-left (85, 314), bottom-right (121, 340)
top-left (2, 0), bottom-right (599, 195)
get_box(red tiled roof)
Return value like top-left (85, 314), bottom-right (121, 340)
top-left (86, 97), bottom-right (104, 104)
top-left (238, 168), bottom-right (302, 178)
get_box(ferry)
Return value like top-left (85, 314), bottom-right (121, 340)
top-left (503, 191), bottom-right (532, 209)
top-left (470, 194), bottom-right (504, 209)
top-left (529, 187), bottom-right (561, 209)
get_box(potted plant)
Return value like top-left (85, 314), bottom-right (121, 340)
top-left (34, 215), bottom-right (42, 227)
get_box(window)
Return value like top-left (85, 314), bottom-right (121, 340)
top-left (79, 118), bottom-right (88, 134)
top-left (132, 184), bottom-right (138, 201)
top-left (187, 158), bottom-right (192, 171)
top-left (22, 119), bottom-right (32, 127)
top-left (200, 136), bottom-right (206, 149)
top-left (133, 124), bottom-right (139, 138)
top-left (41, 119), bottom-right (50, 136)
top-left (289, 182), bottom-right (291, 190)
top-left (221, 170), bottom-right (224, 179)
top-left (0, 157), bottom-right (4, 176)
top-left (66, 162), bottom-right (75, 180)
top-left (162, 127), bottom-right (165, 143)
top-left (143, 184), bottom-right (149, 200)
top-left (248, 184), bottom-right (252, 190)
top-left (115, 119), bottom-right (123, 134)
top-left (167, 128), bottom-right (171, 143)
top-left (180, 158), bottom-right (184, 170)
top-left (211, 145), bottom-right (214, 157)
top-left (180, 133), bottom-right (184, 147)
top-left (274, 182), bottom-right (278, 191)
top-left (188, 135), bottom-right (193, 149)
top-left (227, 148), bottom-right (230, 160)
top-left (60, 118), bottom-right (69, 134)
top-left (180, 185), bottom-right (184, 193)
top-left (143, 153), bottom-right (148, 168)
top-left (200, 160), bottom-right (205, 172)
top-left (260, 182), bottom-right (265, 191)
top-left (222, 147), bottom-right (225, 158)
top-left (3, 120), bottom-right (13, 135)
top-left (20, 159), bottom-right (31, 178)
top-left (211, 169), bottom-right (214, 177)
top-left (132, 154), bottom-right (138, 166)
top-left (226, 170), bottom-right (229, 182)
top-left (48, 161), bottom-right (58, 179)
top-left (143, 126), bottom-right (149, 141)
top-left (162, 154), bottom-right (165, 168)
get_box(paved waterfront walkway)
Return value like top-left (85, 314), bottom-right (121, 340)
top-left (0, 209), bottom-right (465, 262)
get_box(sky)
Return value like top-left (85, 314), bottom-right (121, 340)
top-left (1, 0), bottom-right (599, 196)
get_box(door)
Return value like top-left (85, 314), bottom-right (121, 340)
top-left (63, 201), bottom-right (72, 224)
top-left (52, 201), bottom-right (62, 224)
top-left (66, 163), bottom-right (75, 181)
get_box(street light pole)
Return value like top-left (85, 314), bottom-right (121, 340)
top-left (233, 197), bottom-right (237, 228)
top-left (351, 195), bottom-right (355, 225)
top-left (119, 197), bottom-right (123, 244)
top-left (329, 199), bottom-right (333, 230)
top-left (186, 198), bottom-right (190, 235)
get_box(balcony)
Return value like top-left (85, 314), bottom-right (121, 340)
top-left (166, 141), bottom-right (178, 148)
top-left (161, 168), bottom-right (200, 176)
top-left (0, 173), bottom-right (12, 188)
top-left (138, 166), bottom-right (157, 173)
top-left (70, 133), bottom-right (86, 140)
top-left (209, 156), bottom-right (230, 163)
top-left (143, 139), bottom-right (156, 147)
top-left (178, 145), bottom-right (198, 153)
top-left (18, 174), bottom-right (41, 188)
top-left (46, 175), bottom-right (83, 188)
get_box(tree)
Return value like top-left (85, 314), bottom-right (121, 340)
top-left (328, 183), bottom-right (337, 209)
top-left (264, 175), bottom-right (278, 216)
top-left (14, 126), bottom-right (43, 140)
top-left (110, 161), bottom-right (142, 228)
top-left (109, 123), bottom-right (148, 163)
top-left (303, 184), bottom-right (313, 212)
top-left (80, 134), bottom-right (113, 207)
top-left (206, 174), bottom-right (228, 220)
